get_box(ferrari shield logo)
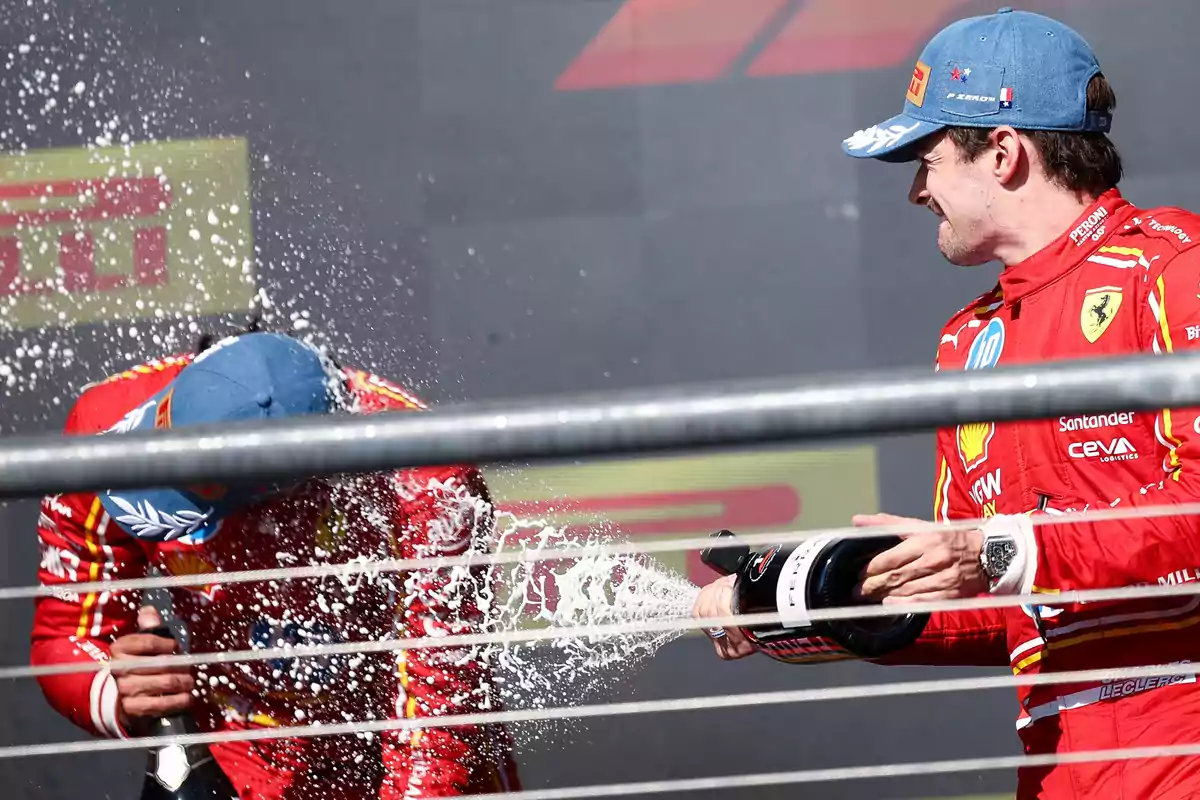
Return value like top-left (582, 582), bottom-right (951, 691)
top-left (1081, 287), bottom-right (1122, 343)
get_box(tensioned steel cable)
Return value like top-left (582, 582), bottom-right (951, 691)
top-left (10, 575), bottom-right (1200, 680)
top-left (3, 360), bottom-right (1197, 791)
top-left (2, 351), bottom-right (1197, 497)
top-left (448, 744), bottom-right (1200, 800)
top-left (0, 661), bottom-right (1197, 760)
top-left (8, 499), bottom-right (1199, 601)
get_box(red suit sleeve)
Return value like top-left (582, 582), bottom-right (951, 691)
top-left (30, 489), bottom-right (147, 738)
top-left (29, 376), bottom-right (160, 739)
top-left (998, 251), bottom-right (1200, 594)
top-left (381, 464), bottom-right (520, 798)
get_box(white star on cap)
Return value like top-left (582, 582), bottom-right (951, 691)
top-left (964, 68), bottom-right (972, 77)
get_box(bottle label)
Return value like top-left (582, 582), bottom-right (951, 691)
top-left (774, 536), bottom-right (834, 628)
top-left (755, 634), bottom-right (853, 664)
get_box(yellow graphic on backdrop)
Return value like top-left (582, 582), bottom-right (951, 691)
top-left (0, 137), bottom-right (255, 330)
top-left (484, 445), bottom-right (879, 584)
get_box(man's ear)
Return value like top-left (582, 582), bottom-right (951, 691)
top-left (989, 126), bottom-right (1024, 186)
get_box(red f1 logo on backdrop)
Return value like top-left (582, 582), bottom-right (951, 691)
top-left (556, 0), bottom-right (1103, 91)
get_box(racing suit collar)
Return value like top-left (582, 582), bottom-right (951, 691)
top-left (999, 189), bottom-right (1133, 307)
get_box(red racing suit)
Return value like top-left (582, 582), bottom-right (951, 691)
top-left (888, 190), bottom-right (1200, 799)
top-left (31, 355), bottom-right (521, 799)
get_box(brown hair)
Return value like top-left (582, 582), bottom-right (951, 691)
top-left (945, 74), bottom-right (1122, 197)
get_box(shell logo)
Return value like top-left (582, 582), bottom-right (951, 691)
top-left (162, 551), bottom-right (222, 601)
top-left (957, 421), bottom-right (995, 473)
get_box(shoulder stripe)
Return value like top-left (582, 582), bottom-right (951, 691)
top-left (1153, 275), bottom-right (1183, 472)
top-left (96, 355), bottom-right (193, 387)
top-left (1087, 255), bottom-right (1138, 269)
top-left (974, 300), bottom-right (1003, 316)
top-left (1097, 246), bottom-right (1144, 257)
top-left (75, 498), bottom-right (104, 639)
top-left (1156, 275), bottom-right (1176, 353)
top-left (947, 287), bottom-right (1003, 321)
top-left (350, 370), bottom-right (427, 410)
top-left (933, 457), bottom-right (950, 523)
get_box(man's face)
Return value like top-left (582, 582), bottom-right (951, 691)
top-left (908, 134), bottom-right (996, 267)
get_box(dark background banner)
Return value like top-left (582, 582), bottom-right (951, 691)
top-left (2, 1), bottom-right (1198, 797)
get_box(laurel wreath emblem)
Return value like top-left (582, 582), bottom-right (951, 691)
top-left (109, 495), bottom-right (213, 541)
top-left (842, 122), bottom-right (922, 154)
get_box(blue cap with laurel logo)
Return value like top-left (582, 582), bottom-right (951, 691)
top-left (842, 7), bottom-right (1110, 161)
top-left (98, 332), bottom-right (341, 543)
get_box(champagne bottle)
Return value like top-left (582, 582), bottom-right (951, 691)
top-left (701, 530), bottom-right (929, 664)
top-left (138, 625), bottom-right (239, 800)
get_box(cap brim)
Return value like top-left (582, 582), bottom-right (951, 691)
top-left (100, 486), bottom-right (225, 544)
top-left (97, 361), bottom-right (309, 543)
top-left (841, 114), bottom-right (945, 162)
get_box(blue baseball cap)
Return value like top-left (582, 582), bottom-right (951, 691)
top-left (99, 332), bottom-right (342, 543)
top-left (842, 7), bottom-right (1111, 161)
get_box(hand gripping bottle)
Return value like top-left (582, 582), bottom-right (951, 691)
top-left (138, 625), bottom-right (239, 800)
top-left (700, 529), bottom-right (929, 663)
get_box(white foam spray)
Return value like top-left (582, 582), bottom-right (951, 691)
top-left (1, 0), bottom-right (702, 761)
top-left (380, 470), bottom-right (703, 746)
top-left (0, 0), bottom-right (423, 427)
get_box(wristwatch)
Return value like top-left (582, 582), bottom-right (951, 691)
top-left (980, 533), bottom-right (1017, 589)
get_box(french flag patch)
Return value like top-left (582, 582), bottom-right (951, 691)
top-left (1000, 87), bottom-right (1014, 109)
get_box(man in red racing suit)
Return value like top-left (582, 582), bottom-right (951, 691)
top-left (879, 189), bottom-right (1200, 799)
top-left (697, 189), bottom-right (1200, 799)
top-left (841, 11), bottom-right (1200, 797)
top-left (31, 335), bottom-right (522, 798)
top-left (695, 8), bottom-right (1200, 800)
